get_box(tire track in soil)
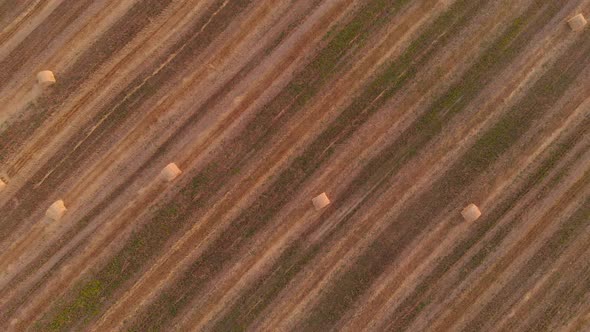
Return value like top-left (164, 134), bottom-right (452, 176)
top-left (135, 0), bottom-right (504, 330)
top-left (293, 2), bottom-right (590, 330)
top-left (0, 0), bottom-right (248, 242)
top-left (20, 1), bottom-right (342, 330)
top-left (372, 27), bottom-right (590, 332)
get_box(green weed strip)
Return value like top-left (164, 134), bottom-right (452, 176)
top-left (36, 0), bottom-right (403, 330)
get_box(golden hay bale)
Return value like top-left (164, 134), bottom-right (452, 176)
top-left (161, 163), bottom-right (182, 182)
top-left (0, 179), bottom-right (6, 192)
top-left (46, 200), bottom-right (67, 221)
top-left (568, 14), bottom-right (587, 31)
top-left (312, 192), bottom-right (331, 210)
top-left (461, 203), bottom-right (481, 222)
top-left (37, 70), bottom-right (56, 87)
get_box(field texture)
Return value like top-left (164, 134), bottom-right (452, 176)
top-left (1, 0), bottom-right (590, 331)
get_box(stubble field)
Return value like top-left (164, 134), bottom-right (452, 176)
top-left (0, 0), bottom-right (589, 331)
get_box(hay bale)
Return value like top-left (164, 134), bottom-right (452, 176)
top-left (46, 200), bottom-right (67, 221)
top-left (0, 179), bottom-right (5, 192)
top-left (461, 203), bottom-right (481, 222)
top-left (161, 163), bottom-right (182, 182)
top-left (37, 70), bottom-right (56, 87)
top-left (312, 192), bottom-right (331, 210)
top-left (568, 14), bottom-right (587, 31)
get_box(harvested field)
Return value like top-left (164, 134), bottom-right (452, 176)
top-left (0, 0), bottom-right (589, 331)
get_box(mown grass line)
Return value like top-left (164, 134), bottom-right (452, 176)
top-left (462, 173), bottom-right (590, 332)
top-left (0, 0), bottom-right (173, 168)
top-left (364, 24), bottom-right (590, 332)
top-left (34, 0), bottom-right (394, 329)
